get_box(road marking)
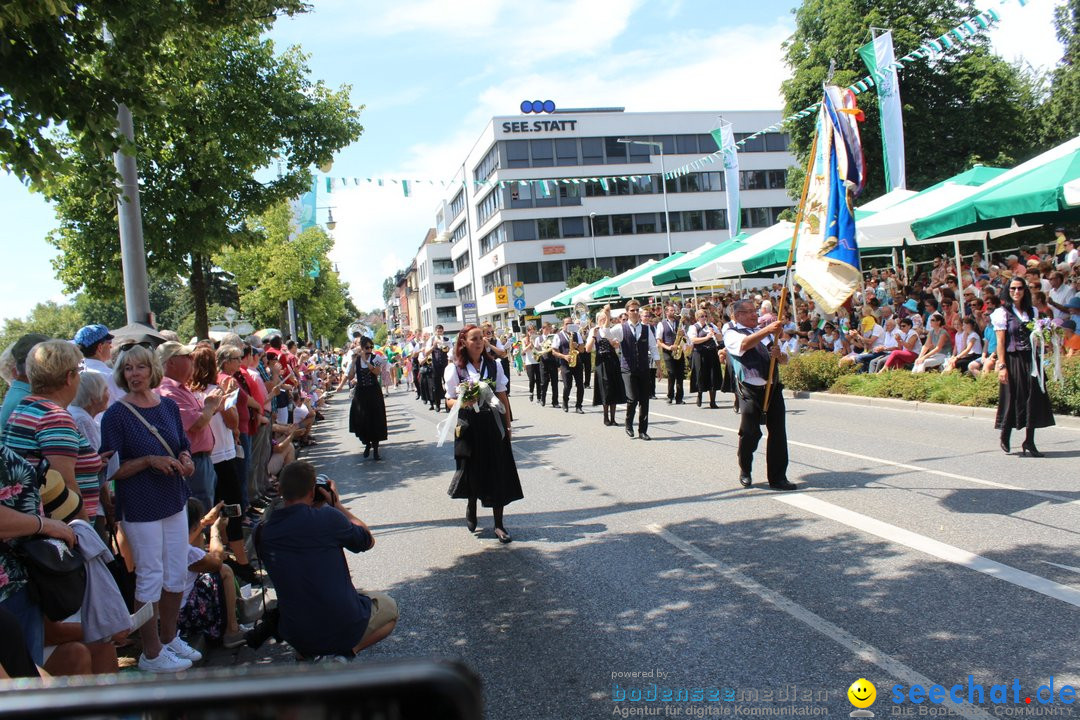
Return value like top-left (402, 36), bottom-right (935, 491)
top-left (650, 523), bottom-right (994, 720)
top-left (1042, 560), bottom-right (1080, 576)
top-left (775, 494), bottom-right (1080, 609)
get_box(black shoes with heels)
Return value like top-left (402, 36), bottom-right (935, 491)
top-left (1020, 442), bottom-right (1044, 458)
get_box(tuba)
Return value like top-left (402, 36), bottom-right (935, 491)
top-left (671, 325), bottom-right (686, 361)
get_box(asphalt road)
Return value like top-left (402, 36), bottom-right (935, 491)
top-left (252, 378), bottom-right (1080, 719)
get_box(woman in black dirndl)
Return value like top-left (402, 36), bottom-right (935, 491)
top-left (585, 306), bottom-right (625, 426)
top-left (688, 309), bottom-right (722, 408)
top-left (337, 337), bottom-right (388, 460)
top-left (445, 325), bottom-right (523, 544)
top-left (993, 279), bottom-right (1054, 456)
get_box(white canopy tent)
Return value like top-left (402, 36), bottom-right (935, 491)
top-left (615, 243), bottom-right (716, 296)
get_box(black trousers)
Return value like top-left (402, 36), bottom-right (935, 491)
top-left (663, 351), bottom-right (685, 402)
top-left (525, 364), bottom-right (540, 398)
top-left (622, 370), bottom-right (654, 433)
top-left (429, 366), bottom-right (446, 408)
top-left (413, 364), bottom-right (421, 398)
top-left (581, 352), bottom-right (592, 387)
top-left (737, 384), bottom-right (789, 485)
top-left (539, 360), bottom-right (559, 404)
top-left (560, 363), bottom-right (585, 409)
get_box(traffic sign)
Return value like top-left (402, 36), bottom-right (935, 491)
top-left (513, 298), bottom-right (526, 311)
top-left (462, 301), bottom-right (478, 325)
top-left (494, 286), bottom-right (510, 306)
top-left (512, 282), bottom-right (525, 299)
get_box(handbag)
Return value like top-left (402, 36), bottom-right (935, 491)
top-left (15, 536), bottom-right (87, 621)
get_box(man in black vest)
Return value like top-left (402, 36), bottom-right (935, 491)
top-left (656, 304), bottom-right (686, 404)
top-left (552, 316), bottom-right (585, 413)
top-left (427, 325), bottom-right (451, 412)
top-left (608, 300), bottom-right (659, 440)
top-left (537, 322), bottom-right (560, 409)
top-left (722, 300), bottom-right (797, 491)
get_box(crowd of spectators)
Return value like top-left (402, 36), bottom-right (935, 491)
top-left (0, 326), bottom-right (342, 679)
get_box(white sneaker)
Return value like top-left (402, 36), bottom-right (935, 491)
top-left (166, 635), bottom-right (203, 663)
top-left (138, 648), bottom-right (193, 673)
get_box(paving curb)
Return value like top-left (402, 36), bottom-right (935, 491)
top-left (783, 389), bottom-right (1080, 430)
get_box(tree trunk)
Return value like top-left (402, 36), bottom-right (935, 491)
top-left (190, 254), bottom-right (210, 341)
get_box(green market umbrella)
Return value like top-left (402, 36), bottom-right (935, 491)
top-left (650, 238), bottom-right (744, 286)
top-left (913, 136), bottom-right (1080, 240)
top-left (535, 283), bottom-right (588, 313)
top-left (572, 260), bottom-right (659, 304)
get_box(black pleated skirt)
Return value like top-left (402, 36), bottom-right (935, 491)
top-left (448, 409), bottom-right (524, 508)
top-left (690, 348), bottom-right (721, 393)
top-left (592, 352), bottom-right (626, 406)
top-left (995, 351), bottom-right (1055, 431)
top-left (349, 384), bottom-right (388, 444)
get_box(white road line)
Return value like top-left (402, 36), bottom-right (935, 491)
top-left (649, 523), bottom-right (994, 720)
top-left (775, 494), bottom-right (1080, 609)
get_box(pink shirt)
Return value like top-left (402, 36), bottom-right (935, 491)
top-left (157, 376), bottom-right (214, 454)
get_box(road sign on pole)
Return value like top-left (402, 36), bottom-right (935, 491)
top-left (512, 282), bottom-right (525, 299)
top-left (462, 301), bottom-right (478, 325)
top-left (513, 298), bottom-right (526, 311)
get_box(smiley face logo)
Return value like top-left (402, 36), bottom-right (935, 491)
top-left (848, 678), bottom-right (876, 708)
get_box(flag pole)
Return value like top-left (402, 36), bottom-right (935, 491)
top-left (763, 130), bottom-right (819, 416)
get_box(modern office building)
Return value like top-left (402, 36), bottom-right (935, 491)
top-left (421, 107), bottom-right (797, 327)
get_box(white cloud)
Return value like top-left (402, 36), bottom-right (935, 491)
top-left (978, 0), bottom-right (1062, 72)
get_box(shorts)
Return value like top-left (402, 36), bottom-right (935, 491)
top-left (359, 591), bottom-right (399, 644)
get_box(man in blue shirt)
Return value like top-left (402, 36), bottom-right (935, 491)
top-left (257, 461), bottom-right (397, 659)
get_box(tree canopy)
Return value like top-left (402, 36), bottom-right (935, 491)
top-left (781, 0), bottom-right (1041, 200)
top-left (1042, 0), bottom-right (1080, 145)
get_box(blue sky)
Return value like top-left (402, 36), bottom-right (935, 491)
top-left (0, 0), bottom-right (1060, 325)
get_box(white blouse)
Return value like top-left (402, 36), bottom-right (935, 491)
top-left (443, 359), bottom-right (509, 397)
top-left (990, 306), bottom-right (1032, 331)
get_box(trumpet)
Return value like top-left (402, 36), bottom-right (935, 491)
top-left (670, 325), bottom-right (686, 361)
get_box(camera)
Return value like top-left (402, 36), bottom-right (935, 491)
top-left (314, 474), bottom-right (335, 505)
top-left (222, 503), bottom-right (243, 518)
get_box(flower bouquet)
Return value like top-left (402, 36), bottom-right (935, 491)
top-left (456, 378), bottom-right (496, 410)
top-left (1026, 317), bottom-right (1066, 389)
top-left (436, 379), bottom-right (504, 447)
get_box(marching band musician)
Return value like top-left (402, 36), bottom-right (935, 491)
top-left (656, 304), bottom-right (688, 405)
top-left (585, 305), bottom-right (625, 427)
top-left (578, 314), bottom-right (593, 389)
top-left (522, 325), bottom-right (540, 402)
top-left (480, 322), bottom-right (511, 394)
top-left (688, 309), bottom-right (724, 409)
top-left (425, 324), bottom-right (452, 413)
top-left (603, 299), bottom-right (659, 440)
top-left (536, 322), bottom-right (560, 409)
top-left (416, 331), bottom-right (432, 407)
top-left (551, 315), bottom-right (585, 414)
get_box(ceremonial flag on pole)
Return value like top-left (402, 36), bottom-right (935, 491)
top-left (858, 30), bottom-right (906, 191)
top-left (793, 86), bottom-right (866, 313)
top-left (711, 122), bottom-right (741, 237)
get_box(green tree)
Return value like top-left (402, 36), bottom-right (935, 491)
top-left (566, 266), bottom-right (611, 288)
top-left (781, 0), bottom-right (1040, 201)
top-left (43, 26), bottom-right (363, 340)
top-left (0, 301), bottom-right (86, 397)
top-left (1042, 0), bottom-right (1080, 145)
top-left (382, 276), bottom-right (397, 305)
top-left (0, 0), bottom-right (309, 187)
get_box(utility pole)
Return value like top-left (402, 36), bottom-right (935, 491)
top-left (114, 103), bottom-right (153, 326)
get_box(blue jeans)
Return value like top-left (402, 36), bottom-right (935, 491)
top-left (0, 586), bottom-right (44, 666)
top-left (189, 453), bottom-right (216, 512)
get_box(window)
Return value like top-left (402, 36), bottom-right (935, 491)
top-left (458, 284), bottom-right (474, 303)
top-left (698, 133), bottom-right (719, 153)
top-left (566, 257), bottom-right (591, 275)
top-left (683, 210), bottom-right (705, 232)
top-left (562, 217), bottom-right (585, 238)
top-left (511, 219), bottom-right (536, 241)
top-left (612, 177), bottom-right (631, 196)
top-left (480, 225), bottom-right (508, 254)
top-left (705, 209), bottom-right (727, 230)
top-left (764, 133), bottom-right (790, 152)
top-left (530, 139), bottom-right (554, 168)
top-left (632, 175), bottom-right (656, 195)
top-left (454, 251), bottom-right (470, 272)
top-left (740, 170), bottom-right (768, 190)
top-left (540, 261), bottom-right (565, 283)
top-left (450, 190), bottom-right (465, 220)
top-left (741, 207), bottom-right (772, 228)
top-left (653, 135), bottom-right (675, 154)
top-left (736, 133), bottom-right (765, 152)
top-left (450, 220), bottom-right (468, 245)
top-left (516, 262), bottom-right (540, 284)
top-left (615, 255), bottom-right (637, 273)
top-left (611, 214), bottom-right (633, 235)
top-left (770, 206), bottom-right (789, 224)
top-left (477, 187), bottom-right (502, 225)
top-left (537, 218), bottom-right (560, 240)
top-left (592, 214), bottom-right (610, 236)
top-left (584, 179), bottom-right (607, 197)
top-left (668, 212), bottom-right (683, 233)
top-left (434, 282), bottom-right (456, 299)
top-left (595, 256), bottom-right (616, 272)
top-left (605, 137), bottom-right (627, 164)
top-left (680, 174), bottom-right (701, 193)
top-left (436, 307), bottom-right (457, 322)
top-left (766, 170), bottom-right (787, 189)
top-left (581, 138), bottom-right (604, 165)
top-left (556, 139), bottom-right (578, 166)
top-left (701, 171), bottom-right (723, 191)
top-left (626, 138), bottom-right (651, 161)
top-left (506, 140), bottom-right (530, 168)
top-left (473, 145), bottom-right (499, 180)
top-left (676, 135), bottom-right (698, 154)
top-left (482, 266), bottom-right (511, 294)
top-left (433, 260), bottom-right (455, 275)
top-left (559, 183), bottom-right (581, 206)
top-left (634, 213), bottom-right (658, 234)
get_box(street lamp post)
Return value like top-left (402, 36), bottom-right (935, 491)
top-left (588, 212), bottom-right (597, 267)
top-left (618, 139), bottom-right (671, 256)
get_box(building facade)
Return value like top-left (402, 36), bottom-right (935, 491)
top-left (424, 108), bottom-right (797, 327)
top-left (413, 228), bottom-right (462, 335)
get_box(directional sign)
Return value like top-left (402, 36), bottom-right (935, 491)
top-left (462, 301), bottom-right (478, 325)
top-left (513, 298), bottom-right (526, 311)
top-left (494, 286), bottom-right (510, 307)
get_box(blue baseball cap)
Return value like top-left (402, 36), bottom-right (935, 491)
top-left (73, 324), bottom-right (113, 349)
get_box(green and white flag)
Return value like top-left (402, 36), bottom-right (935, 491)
top-left (711, 122), bottom-right (741, 237)
top-left (858, 30), bottom-right (906, 191)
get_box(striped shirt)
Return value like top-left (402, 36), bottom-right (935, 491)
top-left (0, 396), bottom-right (102, 517)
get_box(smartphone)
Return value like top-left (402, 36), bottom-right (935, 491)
top-left (222, 504), bottom-right (243, 518)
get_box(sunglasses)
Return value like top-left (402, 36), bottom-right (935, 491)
top-left (119, 340), bottom-right (155, 350)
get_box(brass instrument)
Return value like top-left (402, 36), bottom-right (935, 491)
top-left (670, 325), bottom-right (686, 361)
top-left (567, 333), bottom-right (579, 368)
top-left (537, 338), bottom-right (555, 356)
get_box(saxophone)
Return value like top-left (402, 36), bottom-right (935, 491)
top-left (567, 333), bottom-right (579, 368)
top-left (670, 325), bottom-right (686, 361)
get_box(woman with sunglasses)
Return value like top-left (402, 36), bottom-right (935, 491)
top-left (992, 280), bottom-right (1055, 456)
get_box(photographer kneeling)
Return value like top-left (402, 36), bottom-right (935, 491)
top-left (256, 461), bottom-right (397, 660)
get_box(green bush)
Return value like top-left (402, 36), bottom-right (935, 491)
top-left (1047, 356), bottom-right (1080, 417)
top-left (780, 351), bottom-right (855, 391)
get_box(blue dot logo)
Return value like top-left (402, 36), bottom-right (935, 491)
top-left (520, 100), bottom-right (557, 114)
top-left (543, 100), bottom-right (556, 113)
top-left (531, 100), bottom-right (544, 113)
top-left (520, 100), bottom-right (533, 114)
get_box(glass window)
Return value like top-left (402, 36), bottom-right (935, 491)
top-left (627, 138), bottom-right (651, 161)
top-left (668, 212), bottom-right (683, 233)
top-left (537, 218), bottom-right (560, 240)
top-left (701, 171), bottom-right (724, 191)
top-left (767, 170), bottom-right (787, 189)
top-left (566, 257), bottom-right (591, 274)
top-left (540, 261), bottom-right (565, 283)
top-left (676, 135), bottom-right (698, 154)
top-left (562, 217), bottom-right (585, 237)
top-left (458, 284), bottom-right (474, 302)
top-left (581, 138), bottom-right (604, 165)
top-left (765, 133), bottom-right (790, 152)
top-left (684, 210), bottom-right (704, 232)
top-left (740, 170), bottom-right (767, 190)
top-left (605, 137), bottom-right (627, 164)
top-left (592, 214), bottom-right (610, 236)
top-left (530, 139), bottom-right (554, 168)
top-left (681, 174), bottom-right (701, 193)
top-left (506, 140), bottom-right (530, 168)
top-left (509, 182), bottom-right (531, 209)
top-left (512, 219), bottom-right (536, 241)
top-left (595, 256), bottom-right (616, 272)
top-left (615, 255), bottom-right (637, 273)
top-left (584, 179), bottom-right (606, 197)
top-left (739, 133), bottom-right (765, 152)
top-left (613, 177), bottom-right (631, 195)
top-left (742, 207), bottom-right (772, 228)
top-left (634, 213), bottom-right (657, 234)
top-left (556, 139), bottom-right (578, 166)
top-left (474, 145), bottom-right (499, 180)
top-left (479, 225), bottom-right (507, 254)
top-left (664, 176), bottom-right (678, 194)
top-left (450, 190), bottom-right (466, 219)
top-left (705, 209), bottom-right (727, 230)
top-left (771, 206), bottom-right (789, 224)
top-left (638, 253), bottom-right (663, 263)
top-left (534, 187), bottom-right (557, 208)
top-left (653, 135), bottom-right (676, 154)
top-left (611, 214), bottom-right (633, 235)
top-left (517, 262), bottom-right (540, 284)
top-left (559, 183), bottom-right (581, 206)
top-left (455, 251), bottom-right (470, 272)
top-left (632, 174), bottom-right (656, 195)
top-left (698, 133), bottom-right (719, 153)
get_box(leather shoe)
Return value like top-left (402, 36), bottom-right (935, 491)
top-left (739, 473), bottom-right (753, 488)
top-left (639, 431), bottom-right (651, 441)
top-left (625, 427), bottom-right (635, 438)
top-left (768, 481), bottom-right (798, 491)
top-left (563, 406), bottom-right (569, 413)
top-left (667, 398), bottom-right (673, 404)
top-left (575, 407), bottom-right (585, 414)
